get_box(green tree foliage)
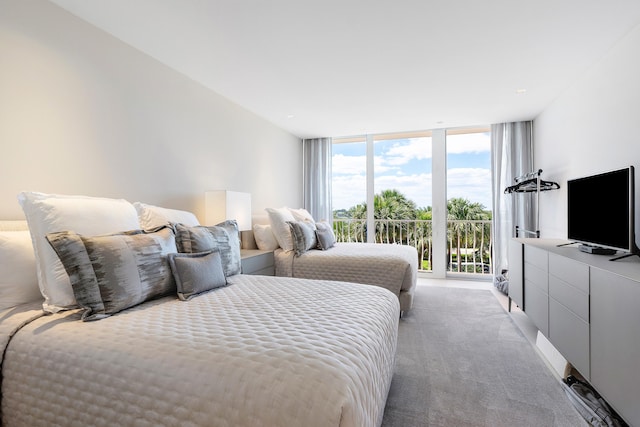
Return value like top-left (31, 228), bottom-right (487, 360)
top-left (338, 191), bottom-right (488, 221)
top-left (348, 189), bottom-right (418, 219)
top-left (446, 198), bottom-right (491, 272)
top-left (446, 197), bottom-right (490, 222)
top-left (333, 190), bottom-right (492, 273)
top-left (346, 189), bottom-right (419, 242)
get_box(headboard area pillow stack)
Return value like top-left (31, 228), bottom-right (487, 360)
top-left (264, 207), bottom-right (334, 255)
top-left (0, 221), bottom-right (42, 311)
top-left (15, 192), bottom-right (237, 318)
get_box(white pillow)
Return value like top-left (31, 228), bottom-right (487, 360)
top-left (0, 230), bottom-right (42, 311)
top-left (252, 224), bottom-right (279, 251)
top-left (133, 202), bottom-right (200, 229)
top-left (265, 207), bottom-right (296, 252)
top-left (288, 208), bottom-right (315, 224)
top-left (18, 192), bottom-right (141, 313)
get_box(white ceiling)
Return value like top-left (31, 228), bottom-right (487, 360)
top-left (49, 0), bottom-right (640, 139)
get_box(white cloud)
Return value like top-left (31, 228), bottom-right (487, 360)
top-left (382, 138), bottom-right (433, 166)
top-left (332, 135), bottom-right (492, 213)
top-left (332, 153), bottom-right (397, 177)
top-left (333, 172), bottom-right (434, 211)
top-left (332, 174), bottom-right (367, 210)
top-left (332, 153), bottom-right (366, 175)
top-left (333, 167), bottom-right (492, 213)
top-left (446, 167), bottom-right (492, 209)
top-left (447, 132), bottom-right (491, 154)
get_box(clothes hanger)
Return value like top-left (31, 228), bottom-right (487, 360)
top-left (503, 177), bottom-right (560, 194)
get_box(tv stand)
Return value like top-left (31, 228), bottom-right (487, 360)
top-left (610, 244), bottom-right (640, 261)
top-left (610, 252), bottom-right (640, 261)
top-left (509, 238), bottom-right (640, 426)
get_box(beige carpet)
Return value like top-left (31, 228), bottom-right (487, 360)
top-left (381, 285), bottom-right (587, 426)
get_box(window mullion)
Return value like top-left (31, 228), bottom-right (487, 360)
top-left (431, 129), bottom-right (447, 278)
top-left (366, 134), bottom-right (375, 243)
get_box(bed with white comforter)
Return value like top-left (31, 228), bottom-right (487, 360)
top-left (1, 274), bottom-right (399, 427)
top-left (274, 242), bottom-right (418, 313)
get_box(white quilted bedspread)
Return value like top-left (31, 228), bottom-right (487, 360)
top-left (0, 302), bottom-right (44, 366)
top-left (275, 243), bottom-right (417, 297)
top-left (2, 275), bottom-right (399, 427)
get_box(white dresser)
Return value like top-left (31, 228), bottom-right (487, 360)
top-left (509, 238), bottom-right (640, 426)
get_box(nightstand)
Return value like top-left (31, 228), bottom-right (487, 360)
top-left (240, 249), bottom-right (275, 275)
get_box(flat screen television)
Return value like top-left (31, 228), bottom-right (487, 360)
top-left (567, 166), bottom-right (639, 260)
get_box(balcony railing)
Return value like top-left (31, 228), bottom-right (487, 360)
top-left (333, 218), bottom-right (492, 275)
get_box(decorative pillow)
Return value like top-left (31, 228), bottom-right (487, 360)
top-left (315, 221), bottom-right (336, 250)
top-left (168, 251), bottom-right (227, 301)
top-left (174, 223), bottom-right (241, 277)
top-left (287, 221), bottom-right (317, 256)
top-left (0, 231), bottom-right (42, 311)
top-left (18, 192), bottom-right (141, 313)
top-left (46, 226), bottom-right (177, 321)
top-left (133, 202), bottom-right (200, 229)
top-left (215, 220), bottom-right (241, 255)
top-left (288, 208), bottom-right (315, 224)
top-left (253, 224), bottom-right (279, 251)
top-left (265, 207), bottom-right (296, 251)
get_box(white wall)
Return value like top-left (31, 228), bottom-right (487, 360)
top-left (0, 0), bottom-right (302, 221)
top-left (534, 23), bottom-right (640, 240)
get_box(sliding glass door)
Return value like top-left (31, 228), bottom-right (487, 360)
top-left (332, 127), bottom-right (492, 278)
top-left (373, 134), bottom-right (432, 270)
top-left (446, 129), bottom-right (492, 275)
top-left (332, 137), bottom-right (367, 242)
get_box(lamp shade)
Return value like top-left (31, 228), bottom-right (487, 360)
top-left (205, 191), bottom-right (252, 231)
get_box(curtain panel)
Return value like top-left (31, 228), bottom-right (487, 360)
top-left (491, 121), bottom-right (534, 292)
top-left (302, 138), bottom-right (332, 222)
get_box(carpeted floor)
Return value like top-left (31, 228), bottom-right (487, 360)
top-left (381, 285), bottom-right (587, 426)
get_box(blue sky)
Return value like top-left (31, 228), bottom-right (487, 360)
top-left (332, 132), bottom-right (492, 212)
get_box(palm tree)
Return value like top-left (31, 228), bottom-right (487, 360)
top-left (447, 198), bottom-right (491, 272)
top-left (335, 192), bottom-right (492, 273)
top-left (348, 189), bottom-right (418, 243)
top-left (374, 189), bottom-right (417, 243)
top-left (415, 207), bottom-right (433, 269)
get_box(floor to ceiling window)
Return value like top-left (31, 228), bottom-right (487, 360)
top-left (332, 137), bottom-right (367, 242)
top-left (446, 128), bottom-right (492, 275)
top-left (332, 127), bottom-right (491, 278)
top-left (373, 133), bottom-right (433, 270)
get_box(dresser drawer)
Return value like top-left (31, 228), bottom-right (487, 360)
top-left (549, 253), bottom-right (589, 293)
top-left (525, 245), bottom-right (548, 270)
top-left (525, 262), bottom-right (548, 293)
top-left (549, 275), bottom-right (589, 322)
top-left (549, 298), bottom-right (590, 379)
top-left (525, 282), bottom-right (549, 337)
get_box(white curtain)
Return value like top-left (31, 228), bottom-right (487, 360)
top-left (491, 121), bottom-right (534, 292)
top-left (302, 138), bottom-right (332, 222)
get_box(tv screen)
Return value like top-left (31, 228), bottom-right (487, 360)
top-left (567, 166), bottom-right (635, 252)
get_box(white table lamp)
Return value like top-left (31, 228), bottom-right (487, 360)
top-left (205, 191), bottom-right (252, 231)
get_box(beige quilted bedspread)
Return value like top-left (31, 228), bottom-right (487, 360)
top-left (1, 274), bottom-right (399, 427)
top-left (275, 242), bottom-right (418, 298)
